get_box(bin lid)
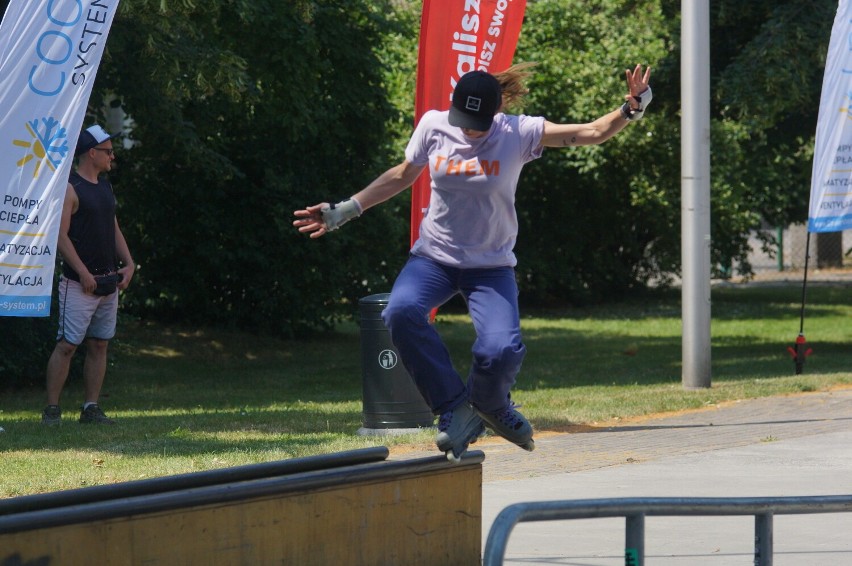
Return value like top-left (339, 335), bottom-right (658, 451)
top-left (359, 293), bottom-right (392, 305)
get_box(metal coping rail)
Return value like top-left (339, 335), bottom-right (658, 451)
top-left (0, 446), bottom-right (391, 516)
top-left (0, 449), bottom-right (485, 535)
top-left (483, 495), bottom-right (852, 566)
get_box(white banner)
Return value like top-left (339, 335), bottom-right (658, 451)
top-left (0, 0), bottom-right (120, 317)
top-left (810, 0), bottom-right (852, 233)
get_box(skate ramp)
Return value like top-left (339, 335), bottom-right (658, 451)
top-left (0, 446), bottom-right (483, 565)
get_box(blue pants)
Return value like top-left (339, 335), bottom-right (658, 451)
top-left (382, 255), bottom-right (526, 415)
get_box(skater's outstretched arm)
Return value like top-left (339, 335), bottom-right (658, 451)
top-left (540, 64), bottom-right (652, 148)
top-left (293, 160), bottom-right (425, 239)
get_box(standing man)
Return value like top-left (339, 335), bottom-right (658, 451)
top-left (41, 125), bottom-right (135, 425)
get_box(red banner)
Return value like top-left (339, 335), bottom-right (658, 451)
top-left (411, 0), bottom-right (528, 247)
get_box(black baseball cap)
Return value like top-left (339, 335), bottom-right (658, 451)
top-left (448, 71), bottom-right (502, 131)
top-left (75, 124), bottom-right (115, 156)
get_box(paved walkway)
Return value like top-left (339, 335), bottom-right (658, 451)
top-left (478, 388), bottom-right (852, 483)
top-left (393, 388), bottom-right (852, 564)
top-left (484, 389), bottom-right (852, 565)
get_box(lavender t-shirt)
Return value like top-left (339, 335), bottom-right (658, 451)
top-left (405, 110), bottom-right (545, 268)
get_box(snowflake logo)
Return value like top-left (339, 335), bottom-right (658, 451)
top-left (12, 117), bottom-right (70, 178)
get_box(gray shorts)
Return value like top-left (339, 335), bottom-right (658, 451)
top-left (56, 276), bottom-right (118, 345)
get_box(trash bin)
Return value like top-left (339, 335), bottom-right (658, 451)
top-left (358, 293), bottom-right (434, 431)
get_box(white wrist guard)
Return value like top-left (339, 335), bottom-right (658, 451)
top-left (321, 198), bottom-right (362, 231)
top-left (621, 86), bottom-right (652, 121)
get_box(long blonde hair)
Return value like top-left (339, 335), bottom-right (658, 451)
top-left (494, 62), bottom-right (537, 110)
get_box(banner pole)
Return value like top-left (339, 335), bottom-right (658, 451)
top-left (798, 232), bottom-right (811, 336)
top-left (787, 233), bottom-right (813, 375)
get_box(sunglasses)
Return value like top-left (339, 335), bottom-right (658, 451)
top-left (92, 148), bottom-right (115, 157)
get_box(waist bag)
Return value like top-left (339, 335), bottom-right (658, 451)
top-left (94, 273), bottom-right (122, 296)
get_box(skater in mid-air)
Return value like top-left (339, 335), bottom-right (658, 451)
top-left (294, 63), bottom-right (652, 462)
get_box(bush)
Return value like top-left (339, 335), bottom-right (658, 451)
top-left (0, 312), bottom-right (55, 390)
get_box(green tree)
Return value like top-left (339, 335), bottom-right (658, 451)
top-left (0, 0), bottom-right (839, 348)
top-left (512, 0), bottom-right (675, 303)
top-left (709, 0), bottom-right (836, 272)
top-left (95, 0), bottom-right (410, 334)
top-left (511, 0), bottom-right (836, 303)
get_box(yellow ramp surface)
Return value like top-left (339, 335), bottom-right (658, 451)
top-left (1, 448), bottom-right (483, 565)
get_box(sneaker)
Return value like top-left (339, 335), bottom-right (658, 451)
top-left (475, 402), bottom-right (535, 452)
top-left (79, 403), bottom-right (116, 425)
top-left (435, 402), bottom-right (485, 463)
top-left (42, 405), bottom-right (62, 426)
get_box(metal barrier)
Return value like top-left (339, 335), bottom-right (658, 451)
top-left (483, 495), bottom-right (852, 566)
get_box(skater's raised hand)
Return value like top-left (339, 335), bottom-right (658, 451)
top-left (625, 64), bottom-right (652, 104)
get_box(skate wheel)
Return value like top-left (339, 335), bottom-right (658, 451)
top-left (446, 450), bottom-right (463, 464)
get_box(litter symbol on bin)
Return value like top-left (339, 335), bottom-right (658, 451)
top-left (378, 349), bottom-right (398, 369)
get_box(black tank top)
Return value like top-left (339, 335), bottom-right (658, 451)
top-left (62, 171), bottom-right (117, 281)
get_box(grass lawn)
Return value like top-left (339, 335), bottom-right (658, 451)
top-left (1, 284), bottom-right (850, 497)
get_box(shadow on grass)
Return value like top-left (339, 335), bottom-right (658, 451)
top-left (2, 405), bottom-right (383, 458)
top-left (513, 336), bottom-right (852, 391)
top-left (520, 285), bottom-right (851, 322)
top-left (3, 284), bottom-right (848, 456)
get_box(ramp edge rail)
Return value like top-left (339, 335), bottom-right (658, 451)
top-left (0, 449), bottom-right (484, 535)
